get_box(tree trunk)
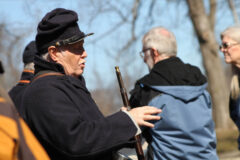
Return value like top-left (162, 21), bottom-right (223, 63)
top-left (186, 0), bottom-right (230, 129)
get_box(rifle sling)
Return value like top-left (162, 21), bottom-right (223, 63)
top-left (32, 71), bottom-right (64, 82)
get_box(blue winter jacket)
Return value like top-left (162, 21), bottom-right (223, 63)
top-left (129, 57), bottom-right (218, 160)
top-left (146, 83), bottom-right (218, 160)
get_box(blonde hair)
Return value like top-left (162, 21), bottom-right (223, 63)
top-left (142, 26), bottom-right (177, 57)
top-left (221, 26), bottom-right (240, 43)
top-left (221, 26), bottom-right (240, 99)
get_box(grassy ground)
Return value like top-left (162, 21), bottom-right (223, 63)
top-left (216, 129), bottom-right (239, 154)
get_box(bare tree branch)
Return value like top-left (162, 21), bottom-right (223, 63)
top-left (116, 0), bottom-right (141, 57)
top-left (89, 20), bottom-right (126, 44)
top-left (228, 0), bottom-right (240, 24)
top-left (131, 0), bottom-right (141, 39)
top-left (88, 2), bottom-right (131, 44)
top-left (208, 0), bottom-right (217, 31)
top-left (148, 0), bottom-right (157, 25)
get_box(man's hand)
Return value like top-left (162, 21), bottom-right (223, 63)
top-left (121, 106), bottom-right (161, 128)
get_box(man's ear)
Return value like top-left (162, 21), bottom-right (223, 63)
top-left (152, 48), bottom-right (159, 57)
top-left (151, 48), bottom-right (159, 61)
top-left (151, 48), bottom-right (161, 63)
top-left (48, 46), bottom-right (59, 62)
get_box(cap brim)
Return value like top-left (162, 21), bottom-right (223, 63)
top-left (68, 33), bottom-right (94, 45)
top-left (55, 33), bottom-right (94, 47)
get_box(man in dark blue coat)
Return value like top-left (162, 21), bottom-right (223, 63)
top-left (20, 8), bottom-right (161, 160)
top-left (9, 41), bottom-right (37, 111)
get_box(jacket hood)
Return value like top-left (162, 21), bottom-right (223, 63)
top-left (138, 57), bottom-right (206, 86)
top-left (130, 57), bottom-right (208, 107)
top-left (148, 83), bottom-right (207, 102)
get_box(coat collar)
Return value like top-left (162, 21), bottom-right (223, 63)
top-left (34, 55), bottom-right (65, 75)
top-left (18, 70), bottom-right (34, 84)
top-left (33, 55), bottom-right (89, 93)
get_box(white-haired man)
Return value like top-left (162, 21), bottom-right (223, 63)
top-left (130, 27), bottom-right (219, 160)
top-left (20, 8), bottom-right (162, 160)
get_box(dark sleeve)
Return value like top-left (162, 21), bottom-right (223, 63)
top-left (129, 82), bottom-right (162, 143)
top-left (8, 86), bottom-right (24, 111)
top-left (129, 83), bottom-right (160, 108)
top-left (129, 83), bottom-right (142, 108)
top-left (23, 84), bottom-right (137, 158)
top-left (229, 96), bottom-right (240, 129)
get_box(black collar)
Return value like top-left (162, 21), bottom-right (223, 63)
top-left (33, 55), bottom-right (89, 93)
top-left (34, 55), bottom-right (65, 75)
top-left (138, 57), bottom-right (206, 86)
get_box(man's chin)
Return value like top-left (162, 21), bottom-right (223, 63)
top-left (70, 70), bottom-right (84, 78)
top-left (147, 63), bottom-right (154, 71)
top-left (77, 71), bottom-right (84, 76)
top-left (224, 58), bottom-right (232, 64)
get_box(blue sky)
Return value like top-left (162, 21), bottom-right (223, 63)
top-left (0, 0), bottom-right (235, 90)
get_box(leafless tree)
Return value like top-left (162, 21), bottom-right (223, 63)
top-left (186, 0), bottom-right (230, 128)
top-left (0, 22), bottom-right (25, 90)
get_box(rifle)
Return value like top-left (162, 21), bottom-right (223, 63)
top-left (115, 66), bottom-right (145, 160)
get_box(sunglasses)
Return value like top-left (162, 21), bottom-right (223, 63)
top-left (219, 42), bottom-right (240, 50)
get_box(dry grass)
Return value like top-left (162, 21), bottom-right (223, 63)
top-left (216, 129), bottom-right (239, 153)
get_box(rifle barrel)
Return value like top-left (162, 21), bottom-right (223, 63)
top-left (115, 66), bottom-right (145, 160)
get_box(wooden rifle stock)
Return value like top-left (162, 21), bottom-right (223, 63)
top-left (115, 66), bottom-right (145, 160)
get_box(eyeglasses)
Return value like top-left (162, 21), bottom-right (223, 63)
top-left (219, 42), bottom-right (240, 50)
top-left (139, 48), bottom-right (152, 58)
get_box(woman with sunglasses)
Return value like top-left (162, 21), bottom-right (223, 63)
top-left (220, 26), bottom-right (240, 150)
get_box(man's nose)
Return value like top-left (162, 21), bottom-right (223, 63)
top-left (82, 51), bottom-right (87, 58)
top-left (220, 47), bottom-right (226, 53)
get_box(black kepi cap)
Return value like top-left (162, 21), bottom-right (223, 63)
top-left (36, 8), bottom-right (93, 55)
